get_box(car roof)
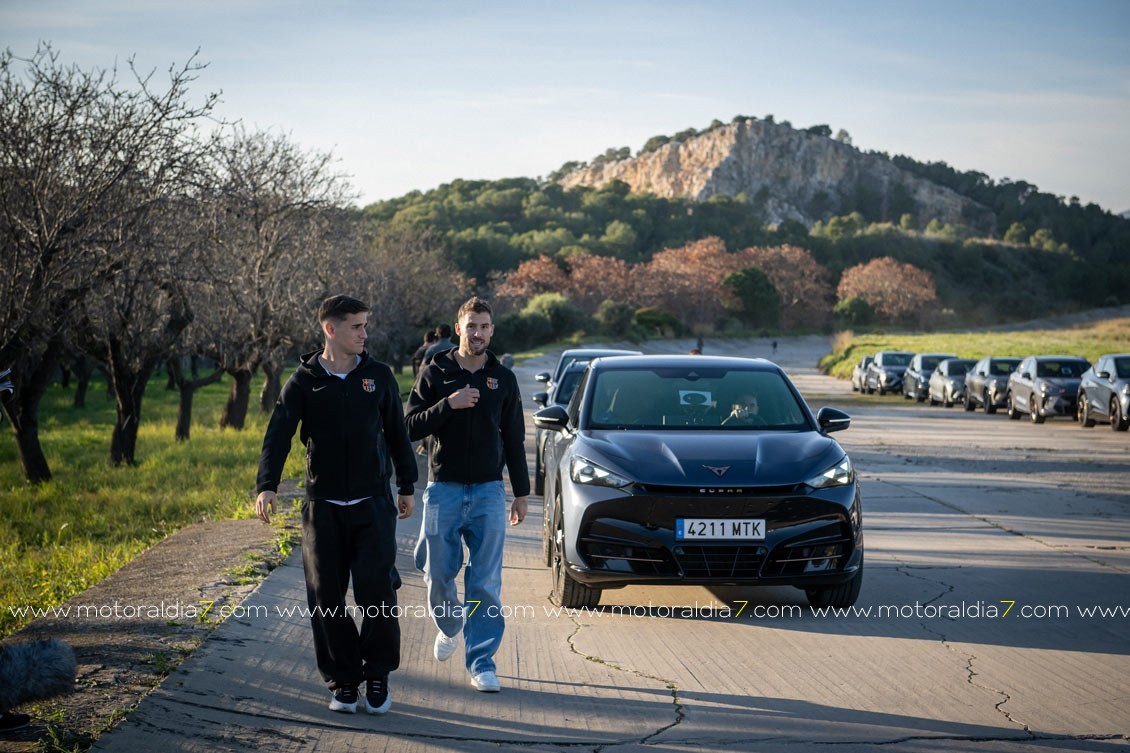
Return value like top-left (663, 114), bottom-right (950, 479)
top-left (1030, 355), bottom-right (1088, 361)
top-left (560, 348), bottom-right (642, 358)
top-left (586, 354), bottom-right (782, 372)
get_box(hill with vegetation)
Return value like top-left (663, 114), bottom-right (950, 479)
top-left (363, 115), bottom-right (1129, 339)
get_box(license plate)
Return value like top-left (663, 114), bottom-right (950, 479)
top-left (676, 518), bottom-right (765, 540)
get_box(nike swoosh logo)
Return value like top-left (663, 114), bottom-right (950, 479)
top-left (313, 385), bottom-right (328, 392)
top-left (443, 379), bottom-right (458, 385)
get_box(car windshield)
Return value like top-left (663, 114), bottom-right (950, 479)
top-left (880, 353), bottom-right (912, 367)
top-left (552, 369), bottom-right (585, 406)
top-left (1114, 358), bottom-right (1130, 379)
top-left (920, 356), bottom-right (949, 370)
top-left (945, 360), bottom-right (974, 375)
top-left (990, 359), bottom-right (1020, 376)
top-left (1036, 360), bottom-right (1088, 378)
top-left (586, 367), bottom-right (809, 430)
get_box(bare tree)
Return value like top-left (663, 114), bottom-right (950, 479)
top-left (200, 127), bottom-right (355, 429)
top-left (0, 45), bottom-right (218, 481)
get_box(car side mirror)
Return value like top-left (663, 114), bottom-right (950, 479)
top-left (816, 407), bottom-right (851, 434)
top-left (535, 372), bottom-right (550, 383)
top-left (533, 405), bottom-right (569, 432)
top-left (1021, 372), bottom-right (1032, 380)
top-left (532, 391), bottom-right (548, 407)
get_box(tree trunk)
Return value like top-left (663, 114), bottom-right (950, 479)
top-left (167, 356), bottom-right (224, 441)
top-left (259, 361), bottom-right (282, 413)
top-left (109, 367), bottom-right (151, 467)
top-left (220, 368), bottom-right (253, 430)
top-left (8, 399), bottom-right (53, 483)
top-left (72, 355), bottom-right (95, 409)
top-left (1, 339), bottom-right (63, 483)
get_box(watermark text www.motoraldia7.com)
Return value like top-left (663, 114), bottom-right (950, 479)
top-left (8, 599), bottom-right (1130, 623)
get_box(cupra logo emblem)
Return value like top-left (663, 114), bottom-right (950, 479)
top-left (703, 465), bottom-right (731, 477)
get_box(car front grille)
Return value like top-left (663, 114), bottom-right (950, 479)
top-left (672, 545), bottom-right (767, 578)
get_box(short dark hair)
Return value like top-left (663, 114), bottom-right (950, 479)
top-left (435, 323), bottom-right (452, 338)
top-left (319, 295), bottom-right (369, 323)
top-left (457, 296), bottom-right (493, 321)
top-left (424, 330), bottom-right (438, 343)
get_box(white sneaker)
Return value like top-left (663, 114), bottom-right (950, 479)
top-left (470, 670), bottom-right (501, 692)
top-left (434, 630), bottom-right (458, 661)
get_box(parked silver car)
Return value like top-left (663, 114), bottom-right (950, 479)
top-left (1006, 356), bottom-right (1090, 424)
top-left (850, 355), bottom-right (874, 392)
top-left (1077, 353), bottom-right (1130, 431)
top-left (928, 358), bottom-right (977, 407)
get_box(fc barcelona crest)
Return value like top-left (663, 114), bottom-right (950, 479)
top-left (361, 379), bottom-right (376, 393)
top-left (486, 377), bottom-right (499, 390)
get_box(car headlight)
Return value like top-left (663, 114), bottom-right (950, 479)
top-left (1122, 384), bottom-right (1130, 396)
top-left (570, 456), bottom-right (632, 488)
top-left (1040, 384), bottom-right (1064, 396)
top-left (805, 456), bottom-right (854, 489)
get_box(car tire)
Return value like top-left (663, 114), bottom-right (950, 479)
top-left (963, 391), bottom-right (975, 411)
top-left (915, 385), bottom-right (926, 403)
top-left (1112, 397), bottom-right (1130, 432)
top-left (550, 519), bottom-right (601, 609)
top-left (984, 389), bottom-right (997, 415)
top-left (942, 388), bottom-right (954, 408)
top-left (542, 496), bottom-right (555, 568)
top-left (1007, 392), bottom-right (1021, 420)
top-left (878, 386), bottom-right (885, 396)
top-left (1030, 395), bottom-right (1045, 424)
top-left (805, 555), bottom-right (864, 609)
top-left (1078, 394), bottom-right (1096, 428)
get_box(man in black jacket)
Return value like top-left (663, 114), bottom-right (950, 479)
top-left (255, 295), bottom-right (417, 715)
top-left (406, 296), bottom-right (528, 693)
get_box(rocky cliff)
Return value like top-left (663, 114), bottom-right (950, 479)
top-left (557, 119), bottom-right (994, 231)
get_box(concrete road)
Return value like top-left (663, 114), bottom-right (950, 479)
top-left (93, 339), bottom-right (1129, 752)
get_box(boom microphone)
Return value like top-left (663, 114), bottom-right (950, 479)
top-left (0, 639), bottom-right (76, 710)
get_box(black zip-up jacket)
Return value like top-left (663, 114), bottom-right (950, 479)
top-left (256, 350), bottom-right (417, 499)
top-left (405, 348), bottom-right (530, 497)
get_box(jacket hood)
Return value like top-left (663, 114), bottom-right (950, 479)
top-left (297, 349), bottom-right (374, 377)
top-left (430, 348), bottom-right (501, 375)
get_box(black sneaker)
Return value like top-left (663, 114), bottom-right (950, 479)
top-left (0, 711), bottom-right (31, 732)
top-left (363, 675), bottom-right (391, 715)
top-left (328, 685), bottom-right (358, 713)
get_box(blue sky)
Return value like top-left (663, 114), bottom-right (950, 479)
top-left (3, 0), bottom-right (1129, 212)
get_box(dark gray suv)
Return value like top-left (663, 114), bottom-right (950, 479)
top-left (903, 353), bottom-right (958, 402)
top-left (964, 357), bottom-right (1022, 414)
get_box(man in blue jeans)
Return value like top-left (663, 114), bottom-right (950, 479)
top-left (406, 296), bottom-right (528, 693)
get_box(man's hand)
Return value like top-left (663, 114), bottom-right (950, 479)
top-left (397, 494), bottom-right (416, 520)
top-left (447, 387), bottom-right (480, 410)
top-left (255, 490), bottom-right (277, 524)
top-left (509, 495), bottom-right (528, 526)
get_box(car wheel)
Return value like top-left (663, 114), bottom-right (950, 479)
top-left (1030, 395), bottom-right (1045, 424)
top-left (550, 519), bottom-right (601, 609)
top-left (1112, 397), bottom-right (1130, 432)
top-left (963, 391), bottom-right (975, 412)
top-left (1078, 394), bottom-right (1096, 428)
top-left (1007, 392), bottom-right (1021, 420)
top-left (805, 555), bottom-right (864, 609)
top-left (542, 494), bottom-right (555, 568)
top-left (984, 389), bottom-right (997, 415)
top-left (915, 384), bottom-right (926, 403)
top-left (878, 385), bottom-right (886, 396)
top-left (942, 388), bottom-right (954, 408)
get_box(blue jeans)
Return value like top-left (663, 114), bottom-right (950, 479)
top-left (413, 480), bottom-right (507, 675)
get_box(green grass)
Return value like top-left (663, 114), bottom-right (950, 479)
top-left (0, 371), bottom-right (307, 637)
top-left (819, 319), bottom-right (1130, 379)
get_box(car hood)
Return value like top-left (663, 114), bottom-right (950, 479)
top-left (580, 430), bottom-right (845, 487)
top-left (1038, 377), bottom-right (1082, 390)
top-left (880, 365), bottom-right (908, 374)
